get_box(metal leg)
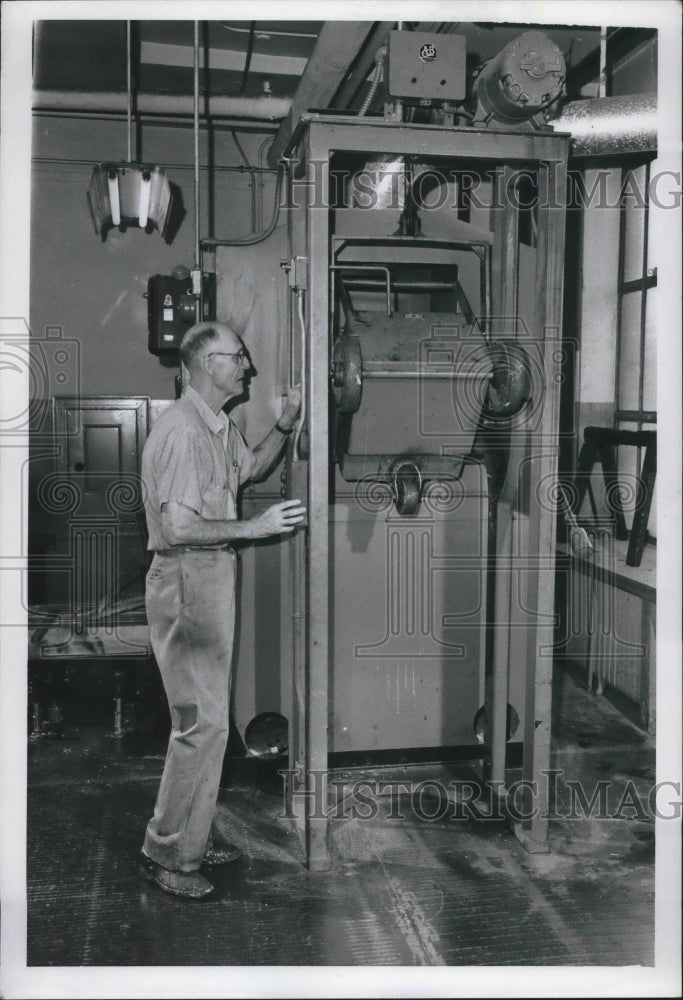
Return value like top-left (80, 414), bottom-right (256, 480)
top-left (627, 439), bottom-right (656, 566)
top-left (515, 158), bottom-right (566, 854)
top-left (303, 136), bottom-right (331, 870)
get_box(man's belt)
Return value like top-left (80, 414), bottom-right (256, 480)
top-left (153, 544), bottom-right (234, 556)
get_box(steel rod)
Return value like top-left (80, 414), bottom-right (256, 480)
top-left (330, 265), bottom-right (391, 316)
top-left (343, 279), bottom-right (456, 291)
top-left (361, 369), bottom-right (492, 380)
top-left (193, 22), bottom-right (200, 277)
top-left (126, 22), bottom-right (132, 162)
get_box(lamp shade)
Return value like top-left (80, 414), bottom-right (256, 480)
top-left (88, 162), bottom-right (173, 238)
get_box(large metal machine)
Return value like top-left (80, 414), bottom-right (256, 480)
top-left (201, 29), bottom-right (571, 869)
top-left (27, 25), bottom-right (658, 863)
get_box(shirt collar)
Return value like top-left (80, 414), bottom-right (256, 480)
top-left (184, 384), bottom-right (230, 437)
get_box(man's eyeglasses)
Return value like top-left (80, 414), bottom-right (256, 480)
top-left (207, 350), bottom-right (248, 365)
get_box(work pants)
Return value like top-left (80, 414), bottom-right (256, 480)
top-left (143, 547), bottom-right (236, 872)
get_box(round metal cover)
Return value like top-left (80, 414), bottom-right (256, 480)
top-left (473, 703), bottom-right (520, 743)
top-left (244, 712), bottom-right (288, 758)
top-left (483, 342), bottom-right (533, 420)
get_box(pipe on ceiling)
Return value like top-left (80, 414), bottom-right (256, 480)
top-left (34, 91), bottom-right (658, 158)
top-left (550, 94), bottom-right (657, 157)
top-left (32, 90), bottom-right (291, 121)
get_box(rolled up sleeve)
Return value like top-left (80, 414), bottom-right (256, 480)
top-left (229, 425), bottom-right (257, 485)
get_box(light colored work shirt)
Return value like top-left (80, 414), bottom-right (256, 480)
top-left (142, 384), bottom-right (256, 550)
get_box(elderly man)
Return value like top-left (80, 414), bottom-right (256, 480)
top-left (137, 320), bottom-right (304, 899)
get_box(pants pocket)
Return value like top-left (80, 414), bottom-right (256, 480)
top-left (178, 560), bottom-right (195, 609)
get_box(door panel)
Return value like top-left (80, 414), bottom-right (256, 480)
top-left (50, 396), bottom-right (149, 614)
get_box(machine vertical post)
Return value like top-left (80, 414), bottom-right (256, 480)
top-left (515, 155), bottom-right (567, 851)
top-left (493, 164), bottom-right (520, 330)
top-left (303, 128), bottom-right (332, 870)
top-left (488, 164), bottom-right (520, 786)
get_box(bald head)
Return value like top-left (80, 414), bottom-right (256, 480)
top-left (179, 321), bottom-right (240, 373)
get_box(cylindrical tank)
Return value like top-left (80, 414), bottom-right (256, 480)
top-left (472, 31), bottom-right (566, 125)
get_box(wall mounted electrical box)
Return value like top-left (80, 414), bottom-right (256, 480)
top-left (147, 273), bottom-right (193, 355)
top-left (147, 272), bottom-right (216, 355)
top-left (387, 30), bottom-right (466, 102)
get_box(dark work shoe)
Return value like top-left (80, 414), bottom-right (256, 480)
top-left (203, 842), bottom-right (242, 866)
top-left (136, 852), bottom-right (214, 899)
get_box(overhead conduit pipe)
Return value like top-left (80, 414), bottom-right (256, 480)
top-left (33, 90), bottom-right (291, 121)
top-left (357, 44), bottom-right (386, 117)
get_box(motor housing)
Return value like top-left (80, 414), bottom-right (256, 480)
top-left (472, 31), bottom-right (565, 126)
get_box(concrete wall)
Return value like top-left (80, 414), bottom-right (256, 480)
top-left (30, 115), bottom-right (278, 400)
top-left (612, 36), bottom-right (657, 96)
top-left (573, 32), bottom-right (657, 447)
top-left (576, 166), bottom-right (623, 439)
top-left (29, 116), bottom-right (288, 737)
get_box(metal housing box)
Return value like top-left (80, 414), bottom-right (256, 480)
top-left (146, 273), bottom-right (191, 355)
top-left (387, 30), bottom-right (466, 102)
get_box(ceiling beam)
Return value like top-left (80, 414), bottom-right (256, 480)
top-left (267, 21), bottom-right (377, 167)
top-left (140, 40), bottom-right (308, 78)
top-left (333, 21), bottom-right (396, 110)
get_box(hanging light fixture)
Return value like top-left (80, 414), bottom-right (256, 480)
top-left (87, 21), bottom-right (173, 238)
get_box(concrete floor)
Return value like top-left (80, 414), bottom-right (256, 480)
top-left (26, 664), bottom-right (656, 973)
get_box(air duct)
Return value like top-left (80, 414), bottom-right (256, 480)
top-left (549, 94), bottom-right (657, 157)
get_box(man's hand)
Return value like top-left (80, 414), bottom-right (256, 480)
top-left (278, 386), bottom-right (302, 431)
top-left (247, 499), bottom-right (306, 538)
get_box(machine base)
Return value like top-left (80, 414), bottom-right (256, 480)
top-left (513, 823), bottom-right (552, 854)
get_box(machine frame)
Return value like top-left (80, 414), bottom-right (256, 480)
top-left (284, 115), bottom-right (569, 869)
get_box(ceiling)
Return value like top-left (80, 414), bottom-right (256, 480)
top-left (33, 20), bottom-right (324, 100)
top-left (33, 19), bottom-right (653, 116)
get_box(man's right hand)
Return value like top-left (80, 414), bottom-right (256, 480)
top-left (247, 499), bottom-right (306, 538)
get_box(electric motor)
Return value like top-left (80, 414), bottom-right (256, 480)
top-left (472, 31), bottom-right (565, 126)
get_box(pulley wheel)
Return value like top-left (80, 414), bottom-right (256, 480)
top-left (392, 461), bottom-right (422, 516)
top-left (483, 342), bottom-right (532, 420)
top-left (332, 335), bottom-right (362, 414)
